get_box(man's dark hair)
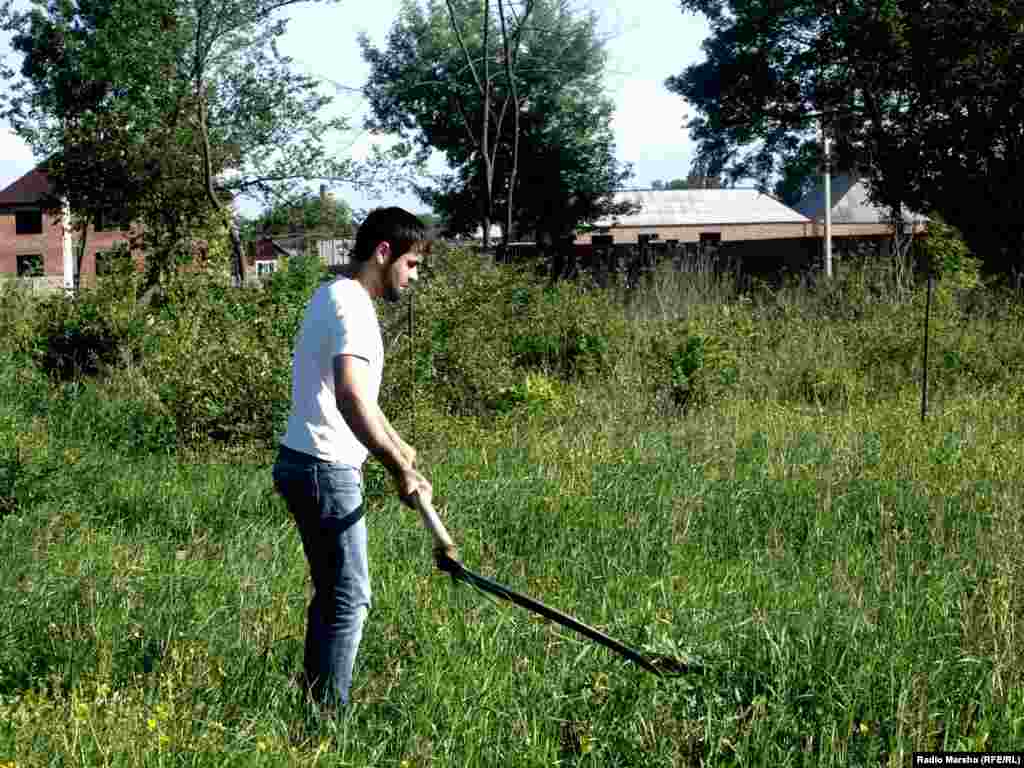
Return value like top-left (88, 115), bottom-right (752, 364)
top-left (352, 207), bottom-right (429, 262)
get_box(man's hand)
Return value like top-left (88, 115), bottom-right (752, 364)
top-left (395, 466), bottom-right (431, 509)
top-left (398, 440), bottom-right (417, 469)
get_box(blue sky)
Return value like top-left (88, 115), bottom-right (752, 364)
top-left (0, 0), bottom-right (710, 218)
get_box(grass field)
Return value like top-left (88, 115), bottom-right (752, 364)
top-left (1, 248), bottom-right (1022, 766)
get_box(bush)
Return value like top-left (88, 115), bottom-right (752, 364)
top-left (378, 247), bottom-right (627, 425)
top-left (47, 375), bottom-right (177, 455)
top-left (32, 278), bottom-right (150, 383)
top-left (0, 283), bottom-right (43, 359)
top-left (508, 282), bottom-right (622, 381)
top-left (140, 260), bottom-right (325, 446)
top-left (646, 321), bottom-right (740, 411)
top-left (379, 247), bottom-right (524, 419)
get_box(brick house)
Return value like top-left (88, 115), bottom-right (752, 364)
top-left (575, 187), bottom-right (815, 246)
top-left (0, 166), bottom-right (137, 289)
top-left (573, 184), bottom-right (927, 277)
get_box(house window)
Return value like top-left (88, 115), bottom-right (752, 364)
top-left (16, 254), bottom-right (43, 277)
top-left (15, 210), bottom-right (43, 235)
top-left (699, 233), bottom-right (722, 245)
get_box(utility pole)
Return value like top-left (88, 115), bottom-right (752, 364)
top-left (821, 121), bottom-right (833, 278)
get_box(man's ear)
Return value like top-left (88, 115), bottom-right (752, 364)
top-left (376, 241), bottom-right (391, 265)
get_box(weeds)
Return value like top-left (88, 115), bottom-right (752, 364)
top-left (0, 249), bottom-right (1022, 765)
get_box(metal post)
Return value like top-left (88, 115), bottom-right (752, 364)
top-left (921, 259), bottom-right (933, 423)
top-left (823, 130), bottom-right (833, 279)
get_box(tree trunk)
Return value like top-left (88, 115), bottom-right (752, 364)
top-left (197, 90), bottom-right (243, 285)
top-left (229, 218), bottom-right (244, 286)
top-left (481, 213), bottom-right (492, 254)
top-left (497, 0), bottom-right (527, 263)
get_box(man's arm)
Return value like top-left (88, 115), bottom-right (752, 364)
top-left (379, 409), bottom-right (416, 467)
top-left (333, 354), bottom-right (426, 501)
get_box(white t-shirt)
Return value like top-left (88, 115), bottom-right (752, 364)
top-left (280, 278), bottom-right (384, 465)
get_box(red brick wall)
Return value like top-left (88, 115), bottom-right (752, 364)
top-left (0, 208), bottom-right (136, 277)
top-left (0, 209), bottom-right (65, 276)
top-left (75, 227), bottom-right (139, 278)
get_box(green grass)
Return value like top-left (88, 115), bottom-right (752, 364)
top-left (1, 254), bottom-right (1023, 766)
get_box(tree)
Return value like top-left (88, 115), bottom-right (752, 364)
top-left (772, 140), bottom-right (822, 207)
top-left (436, 0), bottom-right (535, 252)
top-left (248, 190), bottom-right (355, 237)
top-left (650, 173), bottom-right (722, 191)
top-left (361, 0), bottom-right (632, 266)
top-left (0, 0), bottom-right (385, 292)
top-left (667, 0), bottom-right (1024, 274)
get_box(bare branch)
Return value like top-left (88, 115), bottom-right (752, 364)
top-left (445, 0), bottom-right (486, 99)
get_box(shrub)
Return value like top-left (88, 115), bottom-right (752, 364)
top-left (919, 216), bottom-right (980, 290)
top-left (0, 283), bottom-right (43, 359)
top-left (32, 276), bottom-right (150, 383)
top-left (508, 281), bottom-right (624, 381)
top-left (47, 374), bottom-right (177, 455)
top-left (377, 246), bottom-right (627, 425)
top-left (379, 246), bottom-right (523, 419)
top-left (140, 257), bottom-right (326, 446)
top-left (647, 321), bottom-right (739, 411)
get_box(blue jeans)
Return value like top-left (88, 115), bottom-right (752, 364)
top-left (272, 445), bottom-right (371, 707)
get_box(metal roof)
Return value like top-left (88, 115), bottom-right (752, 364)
top-left (593, 188), bottom-right (812, 228)
top-left (795, 174), bottom-right (927, 224)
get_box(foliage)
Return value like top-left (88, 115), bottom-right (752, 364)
top-left (2, 274), bottom-right (1024, 763)
top-left (648, 327), bottom-right (739, 411)
top-left (361, 0), bottom-right (633, 250)
top-left (0, 0), bottom-right (378, 288)
top-left (920, 216), bottom-right (982, 290)
top-left (27, 272), bottom-right (151, 383)
top-left (378, 245), bottom-right (525, 420)
top-left (244, 190), bottom-right (355, 238)
top-left (1, 245), bottom-right (1024, 764)
top-left (651, 174), bottom-right (723, 191)
top-left (506, 282), bottom-right (621, 380)
top-left (772, 140), bottom-right (822, 207)
top-left (651, 178), bottom-right (690, 190)
top-left (377, 246), bottom-right (626, 432)
top-left (140, 255), bottom-right (326, 445)
top-left (668, 0), bottom-right (1024, 273)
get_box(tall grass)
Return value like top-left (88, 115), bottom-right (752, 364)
top-left (1, 250), bottom-right (1022, 766)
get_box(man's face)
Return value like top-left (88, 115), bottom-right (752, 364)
top-left (382, 245), bottom-right (421, 303)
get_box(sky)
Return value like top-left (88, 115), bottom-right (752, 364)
top-left (0, 0), bottom-right (711, 219)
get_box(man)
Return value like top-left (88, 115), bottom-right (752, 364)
top-left (272, 206), bottom-right (452, 709)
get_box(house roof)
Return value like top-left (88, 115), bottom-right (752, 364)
top-left (794, 174), bottom-right (927, 224)
top-left (593, 188), bottom-right (812, 228)
top-left (0, 167), bottom-right (56, 206)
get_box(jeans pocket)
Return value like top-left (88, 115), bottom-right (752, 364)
top-left (317, 466), bottom-right (363, 526)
